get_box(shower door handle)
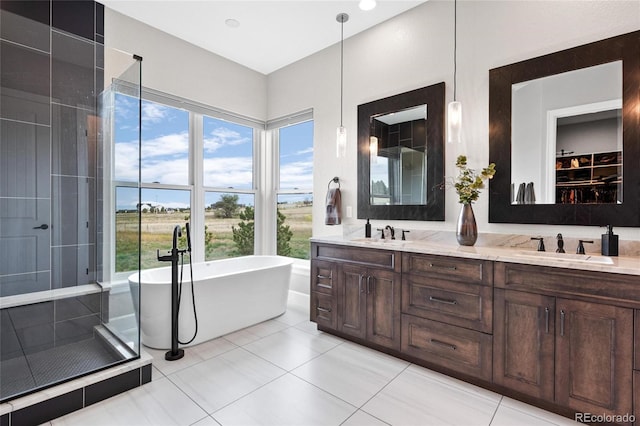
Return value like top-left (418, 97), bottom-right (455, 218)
top-left (33, 224), bottom-right (49, 230)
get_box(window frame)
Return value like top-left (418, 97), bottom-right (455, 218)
top-left (268, 111), bottom-right (314, 259)
top-left (109, 87), bottom-right (263, 281)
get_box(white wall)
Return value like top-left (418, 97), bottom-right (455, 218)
top-left (105, 1), bottom-right (640, 243)
top-left (105, 8), bottom-right (267, 121)
top-left (267, 0), bottom-right (640, 241)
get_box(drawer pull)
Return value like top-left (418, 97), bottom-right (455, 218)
top-left (544, 307), bottom-right (550, 334)
top-left (316, 274), bottom-right (332, 280)
top-left (316, 306), bottom-right (332, 313)
top-left (429, 296), bottom-right (457, 305)
top-left (429, 338), bottom-right (456, 351)
top-left (428, 263), bottom-right (457, 271)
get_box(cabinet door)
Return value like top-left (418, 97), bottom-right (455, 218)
top-left (493, 290), bottom-right (555, 401)
top-left (555, 299), bottom-right (633, 416)
top-left (366, 268), bottom-right (401, 350)
top-left (338, 264), bottom-right (367, 339)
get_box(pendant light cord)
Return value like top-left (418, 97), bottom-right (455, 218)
top-left (453, 0), bottom-right (457, 102)
top-left (340, 17), bottom-right (344, 127)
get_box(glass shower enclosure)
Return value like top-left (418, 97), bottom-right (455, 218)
top-left (0, 4), bottom-right (142, 401)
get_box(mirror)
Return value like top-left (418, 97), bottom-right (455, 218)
top-left (370, 105), bottom-right (427, 206)
top-left (489, 30), bottom-right (640, 226)
top-left (358, 83), bottom-right (445, 221)
top-left (511, 61), bottom-right (622, 205)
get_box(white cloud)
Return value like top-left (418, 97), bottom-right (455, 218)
top-left (279, 160), bottom-right (313, 189)
top-left (204, 127), bottom-right (251, 154)
top-left (142, 102), bottom-right (170, 125)
top-left (203, 157), bottom-right (253, 188)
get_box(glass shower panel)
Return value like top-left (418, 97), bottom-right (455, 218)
top-left (101, 50), bottom-right (142, 355)
top-left (0, 12), bottom-right (142, 399)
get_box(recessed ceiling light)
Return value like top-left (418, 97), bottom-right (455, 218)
top-left (359, 0), bottom-right (377, 11)
top-left (225, 18), bottom-right (240, 28)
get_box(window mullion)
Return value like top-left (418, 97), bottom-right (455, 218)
top-left (191, 113), bottom-right (205, 263)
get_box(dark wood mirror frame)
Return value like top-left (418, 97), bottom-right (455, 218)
top-left (357, 82), bottom-right (445, 221)
top-left (489, 30), bottom-right (640, 226)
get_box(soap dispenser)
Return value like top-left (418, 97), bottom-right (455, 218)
top-left (601, 224), bottom-right (618, 256)
top-left (365, 219), bottom-right (371, 238)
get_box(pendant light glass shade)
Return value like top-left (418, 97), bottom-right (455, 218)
top-left (336, 125), bottom-right (347, 157)
top-left (447, 101), bottom-right (462, 144)
top-left (447, 0), bottom-right (462, 144)
top-left (336, 13), bottom-right (349, 158)
top-left (369, 136), bottom-right (378, 163)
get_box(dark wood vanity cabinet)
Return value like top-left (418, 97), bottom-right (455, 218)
top-left (338, 263), bottom-right (401, 350)
top-left (494, 263), bottom-right (634, 419)
top-left (311, 242), bottom-right (640, 423)
top-left (493, 289), bottom-right (555, 400)
top-left (400, 253), bottom-right (494, 381)
top-left (310, 242), bottom-right (401, 351)
top-left (310, 259), bottom-right (337, 329)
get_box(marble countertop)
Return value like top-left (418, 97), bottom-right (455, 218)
top-left (311, 232), bottom-right (640, 276)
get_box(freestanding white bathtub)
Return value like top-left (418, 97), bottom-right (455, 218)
top-left (128, 255), bottom-right (293, 349)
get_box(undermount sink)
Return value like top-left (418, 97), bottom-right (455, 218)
top-left (351, 238), bottom-right (412, 247)
top-left (512, 251), bottom-right (614, 265)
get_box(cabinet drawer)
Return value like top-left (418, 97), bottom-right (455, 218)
top-left (402, 275), bottom-right (492, 333)
top-left (312, 243), bottom-right (398, 271)
top-left (401, 314), bottom-right (492, 381)
top-left (311, 260), bottom-right (337, 295)
top-left (402, 253), bottom-right (491, 285)
top-left (311, 292), bottom-right (337, 330)
top-left (495, 262), bottom-right (640, 307)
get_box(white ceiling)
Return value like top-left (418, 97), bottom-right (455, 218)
top-left (101, 0), bottom-right (427, 75)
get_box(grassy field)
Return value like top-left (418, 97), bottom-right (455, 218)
top-left (116, 205), bottom-right (312, 271)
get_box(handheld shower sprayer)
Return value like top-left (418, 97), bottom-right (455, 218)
top-left (185, 222), bottom-right (192, 253)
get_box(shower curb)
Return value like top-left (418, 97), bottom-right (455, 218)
top-left (0, 352), bottom-right (152, 426)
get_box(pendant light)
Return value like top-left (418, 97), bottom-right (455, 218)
top-left (336, 13), bottom-right (349, 158)
top-left (447, 0), bottom-right (462, 144)
top-left (369, 136), bottom-right (378, 163)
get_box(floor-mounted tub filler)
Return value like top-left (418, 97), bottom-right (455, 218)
top-left (129, 255), bottom-right (293, 350)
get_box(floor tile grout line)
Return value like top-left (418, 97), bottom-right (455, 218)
top-left (406, 365), bottom-right (503, 406)
top-left (488, 395), bottom-right (504, 425)
top-left (164, 372), bottom-right (214, 419)
top-left (208, 369), bottom-right (290, 419)
top-left (354, 361), bottom-right (411, 411)
top-left (148, 337), bottom-right (240, 377)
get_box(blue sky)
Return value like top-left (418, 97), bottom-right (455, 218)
top-left (114, 94), bottom-right (313, 210)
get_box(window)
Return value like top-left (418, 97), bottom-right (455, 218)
top-left (202, 116), bottom-right (255, 261)
top-left (203, 116), bottom-right (253, 189)
top-left (111, 90), bottom-right (263, 276)
top-left (113, 96), bottom-right (191, 272)
top-left (276, 119), bottom-right (313, 259)
top-left (204, 192), bottom-right (255, 260)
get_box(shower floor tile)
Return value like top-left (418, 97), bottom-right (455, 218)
top-left (0, 356), bottom-right (36, 399)
top-left (0, 338), bottom-right (123, 401)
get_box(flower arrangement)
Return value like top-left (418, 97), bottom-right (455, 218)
top-left (452, 155), bottom-right (496, 204)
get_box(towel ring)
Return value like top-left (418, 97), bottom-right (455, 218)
top-left (328, 176), bottom-right (340, 190)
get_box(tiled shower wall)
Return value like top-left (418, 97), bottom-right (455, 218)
top-left (0, 0), bottom-right (105, 297)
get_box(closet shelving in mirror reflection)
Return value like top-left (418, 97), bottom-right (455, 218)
top-left (555, 151), bottom-right (622, 204)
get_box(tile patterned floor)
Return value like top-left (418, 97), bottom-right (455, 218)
top-left (51, 297), bottom-right (579, 426)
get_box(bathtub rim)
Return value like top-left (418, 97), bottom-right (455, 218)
top-left (129, 255), bottom-right (294, 285)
